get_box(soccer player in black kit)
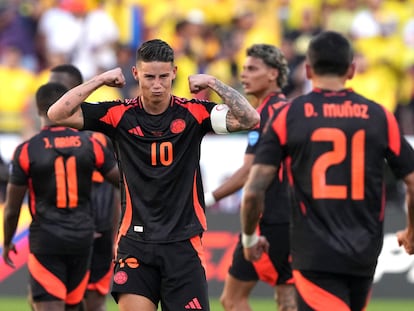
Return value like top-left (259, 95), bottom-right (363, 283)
top-left (2, 82), bottom-right (119, 311)
top-left (49, 64), bottom-right (120, 311)
top-left (205, 44), bottom-right (296, 311)
top-left (240, 31), bottom-right (414, 311)
top-left (47, 39), bottom-right (260, 311)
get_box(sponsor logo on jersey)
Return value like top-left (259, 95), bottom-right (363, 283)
top-left (248, 131), bottom-right (260, 146)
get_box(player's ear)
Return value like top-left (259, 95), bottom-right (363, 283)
top-left (268, 68), bottom-right (278, 83)
top-left (347, 62), bottom-right (356, 80)
top-left (132, 66), bottom-right (139, 81)
top-left (305, 63), bottom-right (312, 80)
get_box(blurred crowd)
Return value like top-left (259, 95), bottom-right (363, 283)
top-left (2, 0), bottom-right (414, 152)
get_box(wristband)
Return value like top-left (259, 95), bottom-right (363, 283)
top-left (204, 192), bottom-right (216, 207)
top-left (242, 233), bottom-right (259, 248)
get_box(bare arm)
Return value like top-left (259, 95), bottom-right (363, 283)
top-left (47, 67), bottom-right (126, 129)
top-left (3, 183), bottom-right (27, 268)
top-left (241, 163), bottom-right (277, 261)
top-left (206, 154), bottom-right (254, 207)
top-left (397, 171), bottom-right (414, 254)
top-left (188, 74), bottom-right (260, 132)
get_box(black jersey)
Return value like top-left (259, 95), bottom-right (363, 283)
top-left (89, 132), bottom-right (118, 232)
top-left (10, 126), bottom-right (117, 254)
top-left (254, 88), bottom-right (414, 276)
top-left (81, 96), bottom-right (217, 243)
top-left (245, 92), bottom-right (290, 224)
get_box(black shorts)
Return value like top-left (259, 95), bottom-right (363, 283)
top-left (111, 235), bottom-right (210, 311)
top-left (293, 270), bottom-right (373, 311)
top-left (28, 251), bottom-right (92, 305)
top-left (87, 229), bottom-right (114, 295)
top-left (229, 223), bottom-right (293, 286)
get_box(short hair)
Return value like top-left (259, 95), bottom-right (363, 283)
top-left (306, 31), bottom-right (354, 76)
top-left (36, 82), bottom-right (68, 115)
top-left (50, 64), bottom-right (83, 88)
top-left (246, 44), bottom-right (289, 88)
top-left (136, 39), bottom-right (174, 63)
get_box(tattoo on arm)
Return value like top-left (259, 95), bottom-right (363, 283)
top-left (212, 79), bottom-right (257, 131)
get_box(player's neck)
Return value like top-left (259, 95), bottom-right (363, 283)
top-left (311, 76), bottom-right (347, 91)
top-left (255, 86), bottom-right (282, 105)
top-left (41, 117), bottom-right (57, 127)
top-left (140, 95), bottom-right (170, 115)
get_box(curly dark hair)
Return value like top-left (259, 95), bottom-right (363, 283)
top-left (246, 44), bottom-right (290, 88)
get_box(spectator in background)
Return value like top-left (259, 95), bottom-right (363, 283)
top-left (115, 43), bottom-right (138, 99)
top-left (0, 45), bottom-right (36, 159)
top-left (0, 0), bottom-right (39, 71)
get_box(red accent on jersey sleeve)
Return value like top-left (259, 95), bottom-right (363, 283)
top-left (28, 253), bottom-right (66, 300)
top-left (179, 103), bottom-right (210, 124)
top-left (91, 137), bottom-right (105, 169)
top-left (18, 142), bottom-right (30, 174)
top-left (293, 270), bottom-right (351, 311)
top-left (91, 132), bottom-right (107, 182)
top-left (383, 106), bottom-right (401, 156)
top-left (271, 105), bottom-right (290, 145)
top-left (91, 132), bottom-right (108, 146)
top-left (99, 105), bottom-right (133, 127)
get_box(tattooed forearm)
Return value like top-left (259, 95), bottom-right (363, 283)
top-left (241, 164), bottom-right (277, 234)
top-left (210, 79), bottom-right (259, 131)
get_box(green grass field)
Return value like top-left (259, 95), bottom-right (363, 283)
top-left (0, 297), bottom-right (414, 310)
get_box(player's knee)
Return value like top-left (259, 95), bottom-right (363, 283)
top-left (220, 293), bottom-right (236, 311)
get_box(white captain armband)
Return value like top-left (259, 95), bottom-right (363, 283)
top-left (210, 104), bottom-right (229, 134)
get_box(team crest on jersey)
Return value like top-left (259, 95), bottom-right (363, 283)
top-left (170, 119), bottom-right (186, 133)
top-left (248, 131), bottom-right (260, 146)
top-left (114, 271), bottom-right (128, 285)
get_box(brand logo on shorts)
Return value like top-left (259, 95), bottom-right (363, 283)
top-left (113, 271), bottom-right (128, 285)
top-left (184, 297), bottom-right (202, 309)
